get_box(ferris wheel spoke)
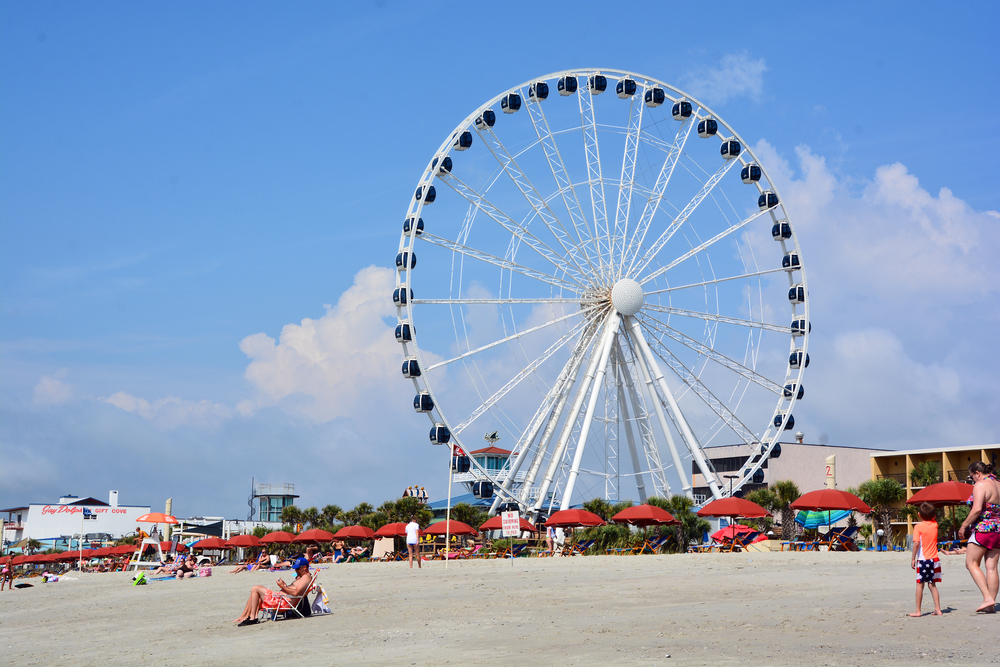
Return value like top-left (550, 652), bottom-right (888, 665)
top-left (579, 83), bottom-right (611, 278)
top-left (636, 314), bottom-right (783, 394)
top-left (419, 233), bottom-right (584, 293)
top-left (629, 156), bottom-right (741, 280)
top-left (452, 317), bottom-right (590, 435)
top-left (475, 126), bottom-right (598, 279)
top-left (644, 267), bottom-right (786, 296)
top-left (620, 117), bottom-right (695, 276)
top-left (521, 86), bottom-right (599, 268)
top-left (425, 308), bottom-right (591, 372)
top-left (638, 206), bottom-right (773, 286)
top-left (638, 323), bottom-right (758, 445)
top-left (438, 173), bottom-right (587, 284)
top-left (412, 297), bottom-right (587, 305)
top-left (612, 95), bottom-right (644, 280)
top-left (641, 303), bottom-right (790, 334)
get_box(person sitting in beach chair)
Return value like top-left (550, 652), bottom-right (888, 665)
top-left (233, 557), bottom-right (315, 627)
top-left (344, 545), bottom-right (368, 562)
top-left (150, 554), bottom-right (185, 575)
top-left (231, 547), bottom-right (270, 573)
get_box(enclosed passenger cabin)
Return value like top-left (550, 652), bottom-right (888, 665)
top-left (401, 358), bottom-right (421, 378)
top-left (752, 469), bottom-right (765, 484)
top-left (771, 221), bottom-right (792, 240)
top-left (415, 184), bottom-right (436, 203)
top-left (770, 443), bottom-right (782, 458)
top-left (773, 412), bottom-right (795, 430)
top-left (616, 78), bottom-right (636, 98)
top-left (557, 76), bottom-right (578, 96)
top-left (432, 156), bottom-right (452, 175)
top-left (790, 318), bottom-right (811, 337)
top-left (453, 131), bottom-right (473, 151)
top-left (758, 191), bottom-right (779, 210)
top-left (788, 283), bottom-right (805, 304)
top-left (413, 391), bottom-right (434, 413)
top-left (396, 251), bottom-right (416, 270)
top-left (788, 349), bottom-right (810, 369)
top-left (741, 164), bottom-right (762, 184)
top-left (451, 455), bottom-right (471, 473)
top-left (403, 217), bottom-right (424, 237)
top-left (392, 286), bottom-right (413, 306)
top-left (501, 93), bottom-right (521, 114)
top-left (782, 252), bottom-right (800, 271)
top-left (429, 423), bottom-right (450, 445)
top-left (529, 81), bottom-right (549, 101)
top-left (720, 139), bottom-right (742, 159)
top-left (588, 74), bottom-right (607, 94)
top-left (395, 322), bottom-right (413, 343)
top-left (472, 481), bottom-right (494, 499)
top-left (475, 109), bottom-right (496, 130)
top-left (783, 381), bottom-right (805, 400)
top-left (644, 87), bottom-right (665, 107)
top-left (671, 100), bottom-right (692, 120)
top-left (697, 119), bottom-right (718, 137)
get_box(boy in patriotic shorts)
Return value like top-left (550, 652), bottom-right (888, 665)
top-left (909, 502), bottom-right (943, 617)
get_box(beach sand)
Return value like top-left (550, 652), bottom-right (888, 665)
top-left (0, 551), bottom-right (990, 666)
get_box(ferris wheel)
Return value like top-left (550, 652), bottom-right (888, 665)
top-left (394, 69), bottom-right (809, 516)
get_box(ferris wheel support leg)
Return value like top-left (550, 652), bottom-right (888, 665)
top-left (615, 353), bottom-right (648, 503)
top-left (624, 321), bottom-right (690, 496)
top-left (628, 317), bottom-right (723, 500)
top-left (532, 312), bottom-right (616, 517)
top-left (560, 313), bottom-right (620, 511)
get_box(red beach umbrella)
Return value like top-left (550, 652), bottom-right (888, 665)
top-left (906, 481), bottom-right (975, 508)
top-left (478, 516), bottom-right (538, 533)
top-left (191, 537), bottom-right (229, 550)
top-left (374, 522), bottom-right (411, 538)
top-left (790, 489), bottom-right (870, 513)
top-left (0, 556), bottom-right (9, 564)
top-left (292, 529), bottom-right (335, 544)
top-left (544, 509), bottom-right (606, 528)
top-left (332, 525), bottom-right (376, 540)
top-left (423, 520), bottom-right (478, 537)
top-left (91, 547), bottom-right (113, 557)
top-left (160, 541), bottom-right (187, 552)
top-left (12, 555), bottom-right (28, 565)
top-left (225, 534), bottom-right (262, 548)
top-left (697, 497), bottom-right (771, 519)
top-left (611, 504), bottom-right (679, 527)
top-left (260, 531), bottom-right (298, 545)
top-left (112, 545), bottom-right (136, 556)
top-left (136, 512), bottom-right (179, 524)
top-left (711, 524), bottom-right (755, 541)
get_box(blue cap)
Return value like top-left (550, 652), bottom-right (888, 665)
top-left (292, 557), bottom-right (309, 570)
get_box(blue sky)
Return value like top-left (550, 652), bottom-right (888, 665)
top-left (2, 2), bottom-right (998, 518)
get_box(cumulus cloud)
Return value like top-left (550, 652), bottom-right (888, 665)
top-left (238, 265), bottom-right (415, 423)
top-left (101, 391), bottom-right (233, 430)
top-left (33, 371), bottom-right (73, 405)
top-left (684, 51), bottom-right (767, 105)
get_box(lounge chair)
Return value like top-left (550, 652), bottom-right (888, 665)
top-left (729, 531), bottom-right (762, 552)
top-left (258, 569), bottom-right (320, 622)
top-left (565, 539), bottom-right (597, 556)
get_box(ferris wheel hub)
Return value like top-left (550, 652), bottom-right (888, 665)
top-left (611, 278), bottom-right (644, 316)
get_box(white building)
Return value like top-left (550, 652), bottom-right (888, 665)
top-left (2, 491), bottom-right (150, 549)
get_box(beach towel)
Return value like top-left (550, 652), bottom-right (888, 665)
top-left (311, 584), bottom-right (331, 615)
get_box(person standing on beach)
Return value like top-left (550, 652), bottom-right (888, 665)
top-left (909, 502), bottom-right (942, 617)
top-left (959, 461), bottom-right (1000, 614)
top-left (405, 515), bottom-right (421, 569)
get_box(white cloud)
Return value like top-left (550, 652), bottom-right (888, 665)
top-left (684, 52), bottom-right (767, 105)
top-left (33, 371), bottom-right (73, 405)
top-left (102, 391), bottom-right (232, 430)
top-left (238, 265), bottom-right (415, 423)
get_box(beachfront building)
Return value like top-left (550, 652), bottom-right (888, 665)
top-left (252, 482), bottom-right (298, 527)
top-left (690, 439), bottom-right (888, 502)
top-left (2, 491), bottom-right (150, 551)
top-left (871, 443), bottom-right (1000, 537)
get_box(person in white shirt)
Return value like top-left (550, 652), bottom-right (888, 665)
top-left (405, 516), bottom-right (421, 569)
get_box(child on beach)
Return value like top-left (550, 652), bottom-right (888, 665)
top-left (910, 502), bottom-right (942, 617)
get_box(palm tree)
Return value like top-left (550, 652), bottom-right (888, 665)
top-left (582, 498), bottom-right (616, 521)
top-left (300, 506), bottom-right (320, 530)
top-left (909, 460), bottom-right (942, 487)
top-left (857, 478), bottom-right (905, 548)
top-left (648, 495), bottom-right (710, 553)
top-left (448, 503), bottom-right (488, 530)
top-left (744, 488), bottom-right (778, 534)
top-left (25, 538), bottom-right (42, 555)
top-left (342, 502), bottom-right (374, 526)
top-left (320, 504), bottom-right (343, 530)
top-left (770, 480), bottom-right (801, 542)
top-left (281, 505), bottom-right (304, 529)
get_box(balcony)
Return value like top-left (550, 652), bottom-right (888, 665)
top-left (453, 470), bottom-right (526, 485)
top-left (876, 473), bottom-right (907, 484)
top-left (947, 469), bottom-right (973, 483)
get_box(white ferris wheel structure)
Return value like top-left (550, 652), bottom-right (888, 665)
top-left (394, 69), bottom-right (809, 517)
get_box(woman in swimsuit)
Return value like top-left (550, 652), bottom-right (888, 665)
top-left (959, 461), bottom-right (1000, 614)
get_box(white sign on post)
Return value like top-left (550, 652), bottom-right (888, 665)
top-left (501, 511), bottom-right (520, 538)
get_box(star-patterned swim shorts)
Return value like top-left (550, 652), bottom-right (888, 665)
top-left (916, 558), bottom-right (941, 584)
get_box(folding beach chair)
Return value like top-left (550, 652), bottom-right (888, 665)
top-left (259, 569), bottom-right (320, 622)
top-left (566, 539), bottom-right (597, 556)
top-left (730, 531), bottom-right (762, 552)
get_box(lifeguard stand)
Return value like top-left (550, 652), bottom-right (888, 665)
top-left (128, 527), bottom-right (164, 570)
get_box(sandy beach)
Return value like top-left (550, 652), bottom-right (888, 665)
top-left (0, 551), bottom-right (992, 667)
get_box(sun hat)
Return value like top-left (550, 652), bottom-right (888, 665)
top-left (292, 556), bottom-right (309, 570)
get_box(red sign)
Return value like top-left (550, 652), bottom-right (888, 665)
top-left (40, 505), bottom-right (111, 516)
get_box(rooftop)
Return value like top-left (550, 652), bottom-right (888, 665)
top-left (871, 443), bottom-right (1000, 458)
top-left (470, 446), bottom-right (512, 456)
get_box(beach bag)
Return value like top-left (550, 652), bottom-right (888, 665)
top-left (198, 566), bottom-right (212, 577)
top-left (311, 584), bottom-right (331, 615)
